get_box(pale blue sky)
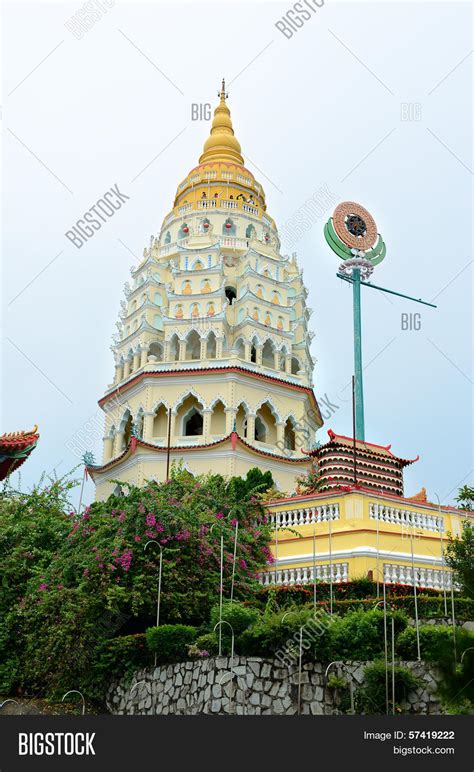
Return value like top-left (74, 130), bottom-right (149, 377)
top-left (3, 1), bottom-right (472, 507)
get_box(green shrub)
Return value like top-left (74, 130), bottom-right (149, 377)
top-left (397, 625), bottom-right (473, 668)
top-left (210, 600), bottom-right (260, 639)
top-left (358, 660), bottom-right (420, 714)
top-left (145, 624), bottom-right (197, 662)
top-left (329, 610), bottom-right (408, 661)
top-left (239, 608), bottom-right (333, 662)
top-left (92, 634), bottom-right (149, 696)
top-left (195, 632), bottom-right (219, 656)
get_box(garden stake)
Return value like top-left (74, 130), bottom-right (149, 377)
top-left (144, 540), bottom-right (163, 667)
top-left (410, 523), bottom-right (421, 661)
top-left (61, 690), bottom-right (86, 715)
top-left (230, 519), bottom-right (239, 603)
top-left (434, 493), bottom-right (448, 616)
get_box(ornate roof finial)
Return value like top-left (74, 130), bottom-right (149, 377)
top-left (199, 78), bottom-right (243, 165)
top-left (219, 78), bottom-right (228, 101)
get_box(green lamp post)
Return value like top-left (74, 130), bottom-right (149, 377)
top-left (324, 201), bottom-right (436, 441)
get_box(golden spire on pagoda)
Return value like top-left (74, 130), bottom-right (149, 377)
top-left (199, 78), bottom-right (244, 166)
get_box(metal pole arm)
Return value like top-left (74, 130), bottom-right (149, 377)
top-left (336, 273), bottom-right (437, 308)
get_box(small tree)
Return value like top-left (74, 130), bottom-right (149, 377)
top-left (456, 485), bottom-right (474, 512)
top-left (445, 521), bottom-right (474, 598)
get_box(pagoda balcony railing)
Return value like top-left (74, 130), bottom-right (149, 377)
top-left (268, 504), bottom-right (340, 529)
top-left (259, 562), bottom-right (349, 586)
top-left (384, 563), bottom-right (453, 591)
top-left (369, 503), bottom-right (444, 533)
top-left (158, 235), bottom-right (250, 256)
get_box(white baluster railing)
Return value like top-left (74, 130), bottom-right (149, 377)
top-left (370, 503), bottom-right (444, 533)
top-left (268, 503), bottom-right (340, 528)
top-left (258, 562), bottom-right (349, 587)
top-left (383, 563), bottom-right (452, 591)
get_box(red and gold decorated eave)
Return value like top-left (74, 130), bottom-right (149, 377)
top-left (0, 426), bottom-right (39, 481)
top-left (86, 430), bottom-right (309, 479)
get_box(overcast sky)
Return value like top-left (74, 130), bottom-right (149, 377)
top-left (2, 0), bottom-right (472, 507)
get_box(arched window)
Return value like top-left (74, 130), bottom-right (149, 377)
top-left (149, 342), bottom-right (163, 361)
top-left (184, 407), bottom-right (203, 436)
top-left (235, 403), bottom-right (248, 437)
top-left (284, 418), bottom-right (296, 450)
top-left (256, 284), bottom-right (264, 299)
top-left (255, 402), bottom-right (277, 444)
top-left (252, 307), bottom-right (259, 322)
top-left (154, 292), bottom-right (162, 305)
top-left (225, 286), bottom-right (237, 305)
top-left (223, 218), bottom-right (236, 235)
top-left (169, 334), bottom-right (180, 362)
top-left (210, 400), bottom-right (226, 436)
top-left (246, 224), bottom-right (255, 239)
top-left (178, 223), bottom-right (189, 239)
top-left (201, 278), bottom-right (212, 293)
top-left (207, 331), bottom-right (217, 359)
top-left (193, 259), bottom-right (204, 270)
top-left (262, 339), bottom-right (275, 368)
top-left (235, 338), bottom-right (245, 359)
top-left (153, 404), bottom-right (168, 437)
top-left (254, 416), bottom-right (266, 443)
top-left (182, 280), bottom-right (192, 295)
top-left (164, 231), bottom-right (171, 244)
top-left (186, 330), bottom-right (201, 360)
top-left (291, 356), bottom-right (300, 375)
top-left (154, 313), bottom-right (163, 330)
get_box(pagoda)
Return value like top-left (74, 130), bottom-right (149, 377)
top-left (88, 81), bottom-right (322, 500)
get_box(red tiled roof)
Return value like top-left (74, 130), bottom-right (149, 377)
top-left (0, 426), bottom-right (39, 481)
top-left (87, 431), bottom-right (310, 477)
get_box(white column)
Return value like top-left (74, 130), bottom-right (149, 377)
top-left (273, 351), bottom-right (280, 370)
top-left (216, 337), bottom-right (223, 358)
top-left (202, 408), bottom-right (212, 439)
top-left (170, 410), bottom-right (177, 440)
top-left (225, 407), bottom-right (237, 434)
top-left (200, 337), bottom-right (207, 360)
top-left (103, 436), bottom-right (113, 462)
top-left (123, 358), bottom-right (131, 379)
top-left (143, 411), bottom-right (155, 441)
top-left (114, 431), bottom-right (124, 456)
top-left (255, 345), bottom-right (263, 366)
top-left (178, 339), bottom-right (186, 361)
top-left (133, 351), bottom-right (140, 371)
top-left (114, 363), bottom-right (123, 383)
top-left (247, 413), bottom-right (256, 441)
top-left (285, 354), bottom-right (292, 374)
top-left (164, 340), bottom-right (171, 361)
top-left (140, 347), bottom-right (148, 367)
top-left (244, 341), bottom-right (251, 361)
top-left (276, 421), bottom-right (285, 447)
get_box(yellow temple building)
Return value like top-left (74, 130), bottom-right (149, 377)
top-left (87, 82), bottom-right (473, 593)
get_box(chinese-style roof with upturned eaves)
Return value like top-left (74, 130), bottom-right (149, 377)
top-left (0, 426), bottom-right (39, 480)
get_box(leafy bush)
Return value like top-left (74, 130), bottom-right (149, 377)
top-left (195, 632), bottom-right (219, 656)
top-left (92, 634), bottom-right (149, 696)
top-left (238, 608), bottom-right (333, 662)
top-left (329, 610), bottom-right (408, 661)
top-left (145, 624), bottom-right (197, 662)
top-left (210, 600), bottom-right (260, 640)
top-left (396, 624), bottom-right (474, 705)
top-left (397, 625), bottom-right (474, 668)
top-left (257, 580), bottom-right (444, 608)
top-left (0, 466), bottom-right (273, 697)
top-left (358, 660), bottom-right (420, 714)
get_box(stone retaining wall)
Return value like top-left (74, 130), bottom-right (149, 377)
top-left (107, 657), bottom-right (443, 715)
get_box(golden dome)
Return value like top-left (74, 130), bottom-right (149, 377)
top-left (199, 79), bottom-right (244, 166)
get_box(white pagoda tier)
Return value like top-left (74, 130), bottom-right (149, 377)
top-left (88, 81), bottom-right (322, 499)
